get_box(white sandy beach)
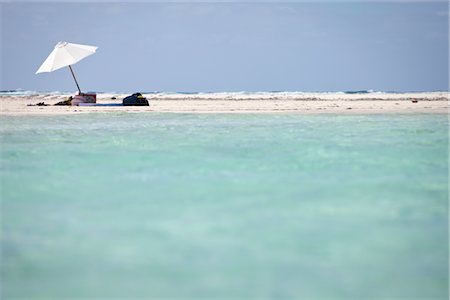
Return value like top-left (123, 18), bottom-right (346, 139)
top-left (0, 92), bottom-right (448, 115)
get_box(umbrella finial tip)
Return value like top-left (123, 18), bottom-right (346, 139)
top-left (55, 41), bottom-right (68, 48)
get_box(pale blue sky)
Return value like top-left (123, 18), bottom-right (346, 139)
top-left (1, 2), bottom-right (448, 92)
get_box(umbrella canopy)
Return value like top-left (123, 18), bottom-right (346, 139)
top-left (36, 41), bottom-right (98, 93)
top-left (36, 41), bottom-right (97, 73)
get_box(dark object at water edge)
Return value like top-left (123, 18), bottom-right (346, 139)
top-left (123, 93), bottom-right (149, 106)
top-left (412, 100), bottom-right (418, 103)
top-left (111, 97), bottom-right (117, 100)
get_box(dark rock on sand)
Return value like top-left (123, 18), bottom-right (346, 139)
top-left (27, 102), bottom-right (49, 106)
top-left (54, 96), bottom-right (73, 106)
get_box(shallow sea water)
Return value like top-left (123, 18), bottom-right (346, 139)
top-left (0, 113), bottom-right (448, 299)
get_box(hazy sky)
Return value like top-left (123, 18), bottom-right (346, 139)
top-left (1, 2), bottom-right (448, 92)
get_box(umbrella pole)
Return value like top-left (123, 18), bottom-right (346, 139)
top-left (68, 65), bottom-right (82, 94)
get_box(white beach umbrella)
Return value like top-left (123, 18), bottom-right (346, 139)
top-left (36, 41), bottom-right (98, 93)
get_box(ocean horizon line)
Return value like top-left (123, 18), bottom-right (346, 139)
top-left (1, 89), bottom-right (449, 96)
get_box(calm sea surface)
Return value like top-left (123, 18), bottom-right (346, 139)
top-left (1, 113), bottom-right (448, 299)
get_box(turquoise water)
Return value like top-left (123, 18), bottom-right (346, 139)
top-left (1, 113), bottom-right (448, 299)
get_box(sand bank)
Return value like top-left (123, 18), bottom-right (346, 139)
top-left (0, 92), bottom-right (448, 115)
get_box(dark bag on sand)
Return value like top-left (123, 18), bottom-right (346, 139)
top-left (123, 93), bottom-right (149, 106)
